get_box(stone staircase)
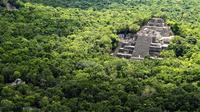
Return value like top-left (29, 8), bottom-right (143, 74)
top-left (115, 39), bottom-right (136, 59)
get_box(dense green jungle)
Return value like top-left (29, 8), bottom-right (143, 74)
top-left (0, 0), bottom-right (200, 111)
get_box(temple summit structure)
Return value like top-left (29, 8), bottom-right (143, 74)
top-left (113, 18), bottom-right (174, 60)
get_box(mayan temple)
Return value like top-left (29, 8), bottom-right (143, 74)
top-left (113, 18), bottom-right (174, 59)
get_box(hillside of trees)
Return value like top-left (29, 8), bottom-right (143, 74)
top-left (0, 0), bottom-right (200, 111)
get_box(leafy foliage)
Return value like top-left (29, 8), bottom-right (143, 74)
top-left (0, 0), bottom-right (200, 112)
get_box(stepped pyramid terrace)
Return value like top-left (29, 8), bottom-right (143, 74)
top-left (113, 18), bottom-right (174, 60)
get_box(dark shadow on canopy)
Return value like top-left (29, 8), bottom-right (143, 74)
top-left (20, 0), bottom-right (149, 10)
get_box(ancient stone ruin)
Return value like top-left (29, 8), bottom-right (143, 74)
top-left (6, 2), bottom-right (17, 11)
top-left (113, 18), bottom-right (174, 60)
top-left (11, 78), bottom-right (23, 86)
top-left (0, 1), bottom-right (19, 11)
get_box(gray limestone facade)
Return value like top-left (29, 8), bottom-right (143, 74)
top-left (113, 18), bottom-right (174, 59)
